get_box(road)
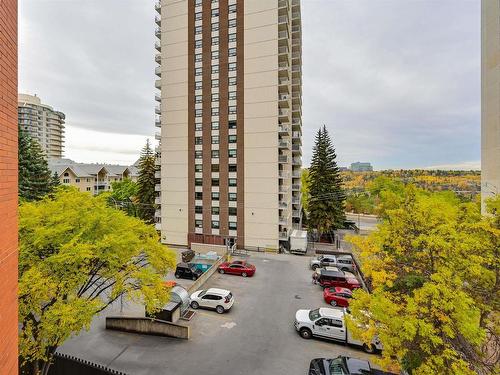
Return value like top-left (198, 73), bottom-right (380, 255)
top-left (346, 213), bottom-right (380, 232)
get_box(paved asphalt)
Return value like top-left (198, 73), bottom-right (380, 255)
top-left (59, 252), bottom-right (378, 375)
top-left (345, 213), bottom-right (380, 232)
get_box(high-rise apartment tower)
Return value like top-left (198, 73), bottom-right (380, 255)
top-left (481, 0), bottom-right (500, 211)
top-left (154, 0), bottom-right (303, 250)
top-left (18, 94), bottom-right (66, 159)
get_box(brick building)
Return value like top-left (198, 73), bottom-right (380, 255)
top-left (0, 0), bottom-right (19, 373)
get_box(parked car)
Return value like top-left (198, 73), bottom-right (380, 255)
top-left (218, 260), bottom-right (256, 277)
top-left (309, 356), bottom-right (371, 375)
top-left (323, 287), bottom-right (353, 307)
top-left (189, 288), bottom-right (234, 314)
top-left (310, 254), bottom-right (355, 272)
top-left (294, 307), bottom-right (382, 353)
top-left (309, 356), bottom-right (398, 375)
top-left (174, 262), bottom-right (203, 281)
top-left (313, 269), bottom-right (361, 290)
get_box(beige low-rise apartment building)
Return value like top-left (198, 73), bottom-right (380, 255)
top-left (48, 159), bottom-right (139, 195)
top-left (18, 94), bottom-right (66, 159)
top-left (154, 0), bottom-right (303, 251)
top-left (481, 0), bottom-right (500, 211)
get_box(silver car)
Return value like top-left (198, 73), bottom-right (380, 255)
top-left (310, 255), bottom-right (355, 272)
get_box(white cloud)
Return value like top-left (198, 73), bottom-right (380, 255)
top-left (65, 126), bottom-right (154, 165)
top-left (422, 161), bottom-right (481, 171)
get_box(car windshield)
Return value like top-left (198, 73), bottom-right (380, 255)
top-left (328, 358), bottom-right (346, 375)
top-left (309, 308), bottom-right (321, 321)
top-left (198, 290), bottom-right (207, 297)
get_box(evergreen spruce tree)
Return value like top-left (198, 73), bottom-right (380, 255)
top-left (18, 127), bottom-right (53, 201)
top-left (137, 140), bottom-right (157, 223)
top-left (50, 172), bottom-right (61, 190)
top-left (307, 125), bottom-right (346, 241)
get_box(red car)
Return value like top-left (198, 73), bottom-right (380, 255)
top-left (218, 260), bottom-right (256, 277)
top-left (323, 287), bottom-right (353, 307)
top-left (314, 269), bottom-right (361, 290)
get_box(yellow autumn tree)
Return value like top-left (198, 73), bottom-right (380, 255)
top-left (347, 187), bottom-right (499, 375)
top-left (18, 188), bottom-right (177, 375)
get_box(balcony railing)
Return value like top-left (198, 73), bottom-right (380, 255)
top-left (279, 109), bottom-right (290, 117)
top-left (155, 105), bottom-right (161, 114)
top-left (279, 125), bottom-right (290, 133)
top-left (278, 31), bottom-right (288, 39)
top-left (279, 201), bottom-right (288, 209)
top-left (279, 140), bottom-right (290, 149)
top-left (155, 196), bottom-right (161, 205)
top-left (292, 210), bottom-right (301, 217)
top-left (155, 94), bottom-right (161, 102)
top-left (292, 184), bottom-right (301, 191)
top-left (279, 155), bottom-right (288, 163)
top-left (279, 94), bottom-right (290, 101)
top-left (279, 231), bottom-right (288, 239)
top-left (278, 46), bottom-right (289, 54)
top-left (155, 42), bottom-right (161, 51)
top-left (278, 62), bottom-right (289, 70)
top-left (155, 27), bottom-right (161, 37)
top-left (155, 118), bottom-right (161, 127)
top-left (278, 16), bottom-right (288, 24)
top-left (155, 66), bottom-right (161, 76)
top-left (155, 16), bottom-right (161, 25)
top-left (155, 1), bottom-right (161, 12)
top-left (279, 78), bottom-right (290, 86)
top-left (292, 157), bottom-right (301, 165)
top-left (279, 170), bottom-right (289, 178)
top-left (155, 131), bottom-right (161, 140)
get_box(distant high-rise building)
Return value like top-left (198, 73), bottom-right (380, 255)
top-left (154, 0), bottom-right (303, 250)
top-left (18, 94), bottom-right (66, 159)
top-left (350, 162), bottom-right (373, 172)
top-left (481, 0), bottom-right (500, 211)
top-left (0, 0), bottom-right (19, 373)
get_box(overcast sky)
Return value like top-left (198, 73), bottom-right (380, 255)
top-left (19, 0), bottom-right (480, 170)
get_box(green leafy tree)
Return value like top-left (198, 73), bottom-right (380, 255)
top-left (307, 126), bottom-right (346, 239)
top-left (18, 127), bottom-right (52, 201)
top-left (108, 178), bottom-right (140, 217)
top-left (347, 187), bottom-right (499, 375)
top-left (18, 188), bottom-right (176, 375)
top-left (137, 140), bottom-right (157, 223)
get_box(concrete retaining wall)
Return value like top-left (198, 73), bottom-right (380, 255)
top-left (191, 242), bottom-right (227, 256)
top-left (106, 317), bottom-right (189, 339)
top-left (188, 254), bottom-right (227, 294)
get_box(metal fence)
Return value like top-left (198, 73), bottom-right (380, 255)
top-left (48, 353), bottom-right (128, 375)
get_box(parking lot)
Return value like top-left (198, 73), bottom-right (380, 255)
top-left (60, 252), bottom-right (376, 375)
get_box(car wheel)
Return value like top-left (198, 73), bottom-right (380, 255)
top-left (312, 265), bottom-right (318, 270)
top-left (330, 300), bottom-right (337, 307)
top-left (192, 275), bottom-right (198, 281)
top-left (363, 343), bottom-right (375, 354)
top-left (174, 273), bottom-right (180, 279)
top-left (216, 305), bottom-right (225, 314)
top-left (241, 272), bottom-right (247, 277)
top-left (299, 328), bottom-right (312, 339)
top-left (190, 301), bottom-right (199, 309)
top-left (219, 269), bottom-right (225, 274)
top-left (341, 267), bottom-right (349, 272)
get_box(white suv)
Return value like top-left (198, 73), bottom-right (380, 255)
top-left (190, 288), bottom-right (234, 314)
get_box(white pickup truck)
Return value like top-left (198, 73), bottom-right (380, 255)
top-left (294, 307), bottom-right (382, 353)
